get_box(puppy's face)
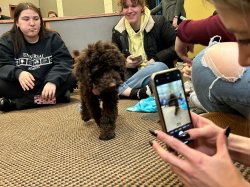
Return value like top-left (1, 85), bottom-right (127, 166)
top-left (74, 41), bottom-right (125, 95)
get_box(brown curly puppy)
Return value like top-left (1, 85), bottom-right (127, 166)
top-left (74, 41), bottom-right (125, 140)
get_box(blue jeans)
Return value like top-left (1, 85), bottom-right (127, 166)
top-left (192, 44), bottom-right (250, 118)
top-left (119, 62), bottom-right (168, 94)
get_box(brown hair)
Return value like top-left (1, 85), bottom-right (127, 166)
top-left (118, 0), bottom-right (147, 12)
top-left (48, 10), bottom-right (58, 17)
top-left (3, 2), bottom-right (49, 55)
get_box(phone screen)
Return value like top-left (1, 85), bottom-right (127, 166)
top-left (152, 69), bottom-right (193, 144)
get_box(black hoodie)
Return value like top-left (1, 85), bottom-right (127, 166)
top-left (0, 31), bottom-right (72, 87)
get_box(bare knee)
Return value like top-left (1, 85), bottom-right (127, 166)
top-left (203, 42), bottom-right (245, 82)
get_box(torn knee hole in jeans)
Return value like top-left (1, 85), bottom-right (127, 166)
top-left (202, 50), bottom-right (245, 82)
top-left (201, 50), bottom-right (246, 100)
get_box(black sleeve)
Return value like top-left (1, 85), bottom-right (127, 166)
top-left (112, 28), bottom-right (130, 58)
top-left (0, 35), bottom-right (23, 81)
top-left (151, 3), bottom-right (162, 15)
top-left (153, 16), bottom-right (177, 68)
top-left (45, 33), bottom-right (73, 87)
top-left (112, 28), bottom-right (123, 52)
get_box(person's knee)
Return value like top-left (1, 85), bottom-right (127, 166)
top-left (203, 42), bottom-right (245, 82)
top-left (152, 61), bottom-right (168, 71)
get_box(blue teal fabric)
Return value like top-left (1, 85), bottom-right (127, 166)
top-left (127, 97), bottom-right (157, 113)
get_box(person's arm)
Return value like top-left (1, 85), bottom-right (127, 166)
top-left (0, 35), bottom-right (23, 81)
top-left (150, 3), bottom-right (162, 15)
top-left (176, 15), bottom-right (236, 46)
top-left (46, 32), bottom-right (72, 87)
top-left (174, 0), bottom-right (184, 18)
top-left (152, 16), bottom-right (177, 67)
top-left (228, 134), bottom-right (250, 165)
top-left (112, 28), bottom-right (124, 54)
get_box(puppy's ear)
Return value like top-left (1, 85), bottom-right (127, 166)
top-left (73, 54), bottom-right (89, 83)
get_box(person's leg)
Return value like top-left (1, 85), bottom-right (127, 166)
top-left (192, 42), bottom-right (250, 118)
top-left (0, 79), bottom-right (23, 111)
top-left (0, 79), bottom-right (26, 98)
top-left (0, 73), bottom-right (77, 111)
top-left (56, 73), bottom-right (77, 102)
top-left (119, 62), bottom-right (168, 99)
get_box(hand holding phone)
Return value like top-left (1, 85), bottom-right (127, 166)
top-left (130, 55), bottom-right (142, 62)
top-left (151, 68), bottom-right (193, 144)
top-left (126, 55), bottom-right (142, 68)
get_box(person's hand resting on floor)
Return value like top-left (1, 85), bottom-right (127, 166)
top-left (182, 63), bottom-right (192, 79)
top-left (41, 82), bottom-right (56, 99)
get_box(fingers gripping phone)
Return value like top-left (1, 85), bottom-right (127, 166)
top-left (151, 68), bottom-right (193, 144)
top-left (130, 55), bottom-right (142, 62)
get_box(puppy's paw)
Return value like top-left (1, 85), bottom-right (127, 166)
top-left (81, 114), bottom-right (91, 122)
top-left (99, 131), bottom-right (116, 140)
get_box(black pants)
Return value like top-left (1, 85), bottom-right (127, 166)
top-left (0, 73), bottom-right (77, 109)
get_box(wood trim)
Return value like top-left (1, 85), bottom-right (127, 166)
top-left (43, 13), bottom-right (121, 22)
top-left (9, 4), bottom-right (17, 19)
top-left (0, 12), bottom-right (121, 24)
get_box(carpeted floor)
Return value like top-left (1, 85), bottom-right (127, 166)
top-left (0, 94), bottom-right (249, 186)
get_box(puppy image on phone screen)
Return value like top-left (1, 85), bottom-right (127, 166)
top-left (151, 69), bottom-right (193, 144)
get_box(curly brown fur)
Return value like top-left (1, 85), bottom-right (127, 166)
top-left (74, 41), bottom-right (125, 140)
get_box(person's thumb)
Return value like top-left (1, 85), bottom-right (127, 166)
top-left (216, 131), bottom-right (230, 158)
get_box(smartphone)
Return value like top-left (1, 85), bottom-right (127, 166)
top-left (130, 55), bottom-right (142, 62)
top-left (151, 68), bottom-right (193, 144)
top-left (34, 95), bottom-right (56, 105)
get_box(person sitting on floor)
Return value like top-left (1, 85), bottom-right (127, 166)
top-left (112, 0), bottom-right (177, 100)
top-left (0, 2), bottom-right (76, 112)
top-left (48, 10), bottom-right (58, 18)
top-left (150, 0), bottom-right (250, 186)
top-left (175, 14), bottom-right (237, 112)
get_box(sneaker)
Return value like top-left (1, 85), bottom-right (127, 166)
top-left (0, 98), bottom-right (16, 112)
top-left (130, 85), bottom-right (152, 100)
top-left (189, 92), bottom-right (207, 112)
top-left (184, 80), bottom-right (194, 94)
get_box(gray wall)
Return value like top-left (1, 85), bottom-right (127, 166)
top-left (0, 23), bottom-right (12, 36)
top-left (49, 15), bottom-right (121, 53)
top-left (62, 0), bottom-right (104, 16)
top-left (39, 0), bottom-right (58, 18)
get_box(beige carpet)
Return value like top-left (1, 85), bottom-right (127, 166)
top-left (0, 94), bottom-right (249, 186)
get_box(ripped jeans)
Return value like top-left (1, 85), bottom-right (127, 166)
top-left (192, 42), bottom-right (250, 118)
top-left (119, 61), bottom-right (168, 94)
